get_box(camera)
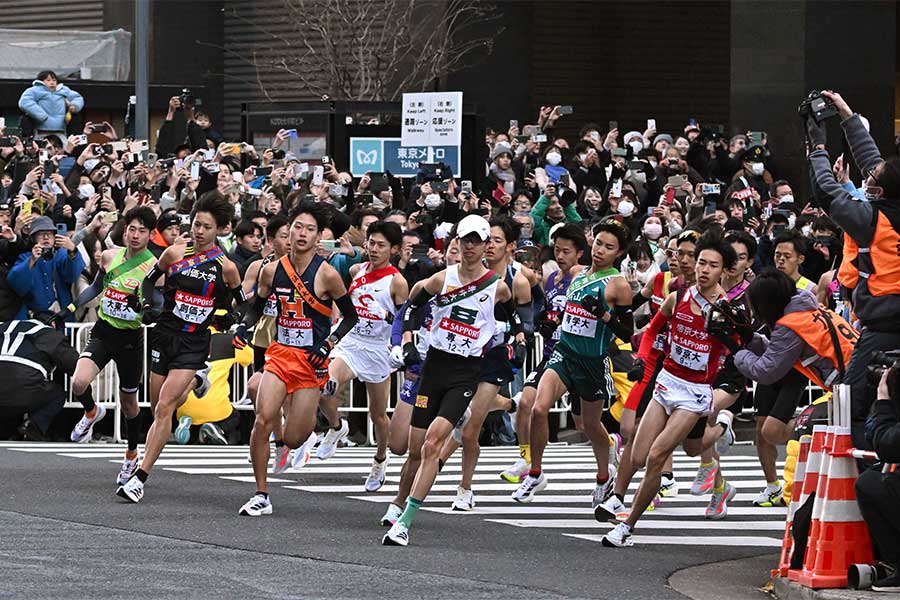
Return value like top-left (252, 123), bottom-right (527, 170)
top-left (866, 350), bottom-right (900, 396)
top-left (798, 90), bottom-right (839, 124)
top-left (41, 246), bottom-right (55, 261)
top-left (179, 88), bottom-right (194, 107)
top-left (702, 299), bottom-right (751, 337)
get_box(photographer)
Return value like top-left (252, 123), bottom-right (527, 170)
top-left (806, 90), bottom-right (900, 448)
top-left (855, 363), bottom-right (900, 592)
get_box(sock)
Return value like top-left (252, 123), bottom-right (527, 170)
top-left (529, 468), bottom-right (541, 478)
top-left (193, 374), bottom-right (202, 389)
top-left (75, 387), bottom-right (96, 414)
top-left (398, 497), bottom-right (422, 528)
top-left (256, 490), bottom-right (269, 498)
top-left (596, 472), bottom-right (609, 485)
top-left (274, 439), bottom-right (285, 448)
top-left (375, 455), bottom-right (386, 464)
top-left (661, 471), bottom-right (674, 481)
top-left (437, 459), bottom-right (445, 472)
top-left (519, 444), bottom-right (531, 464)
top-left (135, 469), bottom-right (149, 483)
top-left (125, 414), bottom-right (141, 453)
top-left (714, 480), bottom-right (726, 494)
top-left (766, 481), bottom-right (781, 492)
top-left (700, 461), bottom-right (715, 468)
top-left (614, 493), bottom-right (624, 503)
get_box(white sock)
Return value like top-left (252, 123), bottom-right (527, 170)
top-left (765, 481), bottom-right (781, 492)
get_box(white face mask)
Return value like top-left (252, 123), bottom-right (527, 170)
top-left (648, 159), bottom-right (658, 169)
top-left (424, 193), bottom-right (442, 210)
top-left (801, 225), bottom-right (812, 237)
top-left (617, 200), bottom-right (635, 217)
top-left (84, 158), bottom-right (100, 172)
top-left (629, 141), bottom-right (643, 154)
top-left (787, 213), bottom-right (796, 229)
top-left (750, 162), bottom-right (765, 176)
top-left (630, 171), bottom-right (647, 185)
top-left (778, 194), bottom-right (794, 205)
top-left (78, 183), bottom-right (95, 199)
top-left (643, 223), bottom-right (663, 239)
top-left (546, 152), bottom-right (562, 166)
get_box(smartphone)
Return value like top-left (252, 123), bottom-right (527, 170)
top-left (22, 199), bottom-right (33, 214)
top-left (283, 129), bottom-right (298, 138)
top-left (147, 152), bottom-right (158, 168)
top-left (130, 140), bottom-right (149, 153)
top-left (667, 175), bottom-right (688, 189)
top-left (247, 187), bottom-right (262, 197)
top-left (612, 148), bottom-right (628, 158)
top-left (412, 244), bottom-right (430, 259)
top-left (312, 166), bottom-right (324, 186)
top-left (56, 223), bottom-right (67, 236)
top-left (178, 214), bottom-right (191, 235)
top-left (608, 120), bottom-right (618, 132)
top-left (704, 201), bottom-right (717, 216)
top-left (255, 166), bottom-right (273, 177)
top-left (461, 180), bottom-right (472, 194)
top-left (647, 119), bottom-right (656, 130)
top-left (611, 179), bottom-right (623, 197)
top-left (522, 125), bottom-right (541, 136)
top-left (509, 120), bottom-right (518, 130)
top-left (202, 148), bottom-right (215, 161)
top-left (74, 134), bottom-right (88, 145)
top-left (558, 105), bottom-right (573, 115)
top-left (320, 239), bottom-right (338, 252)
top-left (321, 155), bottom-right (331, 165)
top-left (294, 162), bottom-right (309, 179)
top-left (663, 188), bottom-right (676, 206)
top-left (558, 173), bottom-right (571, 188)
top-left (628, 160), bottom-right (645, 171)
top-left (40, 150), bottom-right (49, 163)
top-left (688, 118), bottom-right (697, 127)
top-left (356, 191), bottom-right (374, 205)
top-left (90, 123), bottom-right (109, 133)
top-left (111, 141), bottom-right (128, 152)
top-left (101, 211), bottom-right (119, 224)
top-left (764, 204), bottom-right (773, 219)
top-left (701, 183), bottom-right (721, 195)
top-left (531, 134), bottom-right (547, 143)
top-left (190, 162), bottom-right (200, 181)
top-left (748, 131), bottom-right (766, 145)
top-left (0, 137), bottom-right (16, 148)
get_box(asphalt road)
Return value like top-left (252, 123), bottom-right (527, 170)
top-left (0, 442), bottom-right (781, 600)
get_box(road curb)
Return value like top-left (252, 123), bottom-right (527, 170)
top-left (772, 576), bottom-right (900, 600)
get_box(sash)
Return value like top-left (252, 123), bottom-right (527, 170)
top-left (347, 263), bottom-right (399, 295)
top-left (568, 267), bottom-right (618, 296)
top-left (435, 271), bottom-right (500, 307)
top-left (104, 248), bottom-right (154, 289)
top-left (169, 247), bottom-right (224, 276)
top-left (280, 255), bottom-right (331, 317)
top-left (725, 279), bottom-right (750, 302)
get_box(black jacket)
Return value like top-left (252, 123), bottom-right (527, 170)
top-left (0, 319), bottom-right (79, 412)
top-left (871, 399), bottom-right (900, 463)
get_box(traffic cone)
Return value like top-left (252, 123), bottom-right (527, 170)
top-left (788, 425), bottom-right (827, 581)
top-left (773, 435), bottom-right (811, 578)
top-left (800, 427), bottom-right (835, 578)
top-left (799, 427), bottom-right (873, 589)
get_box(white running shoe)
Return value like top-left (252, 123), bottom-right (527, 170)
top-left (659, 473), bottom-right (678, 497)
top-left (239, 493), bottom-right (273, 516)
top-left (116, 475), bottom-right (144, 503)
top-left (291, 431), bottom-right (317, 470)
top-left (316, 419), bottom-right (349, 460)
top-left (752, 482), bottom-right (784, 507)
top-left (198, 422), bottom-right (227, 445)
top-left (380, 503), bottom-right (403, 527)
top-left (706, 481), bottom-right (736, 520)
top-left (601, 522), bottom-right (634, 548)
top-left (594, 495), bottom-right (627, 523)
top-left (451, 486), bottom-right (475, 511)
top-left (690, 461), bottom-right (718, 496)
top-left (608, 434), bottom-right (622, 469)
top-left (272, 444), bottom-right (292, 474)
top-left (70, 404), bottom-right (107, 443)
top-left (365, 456), bottom-right (389, 492)
top-left (715, 410), bottom-right (735, 456)
top-left (382, 521), bottom-right (409, 546)
top-left (193, 363), bottom-right (212, 398)
top-left (499, 458), bottom-right (530, 483)
top-left (592, 465), bottom-right (617, 507)
top-left (511, 472), bottom-right (547, 503)
top-left (116, 452), bottom-right (140, 486)
top-left (174, 415), bottom-right (192, 445)
top-left (451, 406), bottom-right (472, 445)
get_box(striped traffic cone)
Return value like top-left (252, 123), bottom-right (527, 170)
top-left (773, 436), bottom-right (812, 578)
top-left (799, 427), bottom-right (873, 589)
top-left (788, 425), bottom-right (827, 582)
top-left (800, 427), bottom-right (835, 579)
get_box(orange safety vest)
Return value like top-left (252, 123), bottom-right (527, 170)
top-left (776, 306), bottom-right (859, 390)
top-left (837, 211), bottom-right (900, 296)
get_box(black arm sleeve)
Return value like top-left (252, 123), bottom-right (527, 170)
top-left (141, 263), bottom-right (164, 309)
top-left (503, 298), bottom-right (523, 336)
top-left (605, 305), bottom-right (634, 341)
top-left (401, 287), bottom-right (436, 332)
top-left (631, 290), bottom-right (651, 310)
top-left (231, 285), bottom-right (248, 306)
top-left (74, 268), bottom-right (106, 307)
top-left (329, 293), bottom-right (359, 342)
top-left (516, 302), bottom-right (534, 334)
top-left (240, 295), bottom-right (267, 328)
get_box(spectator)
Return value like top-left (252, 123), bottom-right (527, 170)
top-left (228, 219), bottom-right (263, 278)
top-left (0, 203), bottom-right (28, 319)
top-left (150, 210), bottom-right (182, 257)
top-left (530, 184), bottom-right (581, 246)
top-left (18, 71), bottom-right (83, 136)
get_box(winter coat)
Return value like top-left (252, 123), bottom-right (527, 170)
top-left (8, 247), bottom-right (85, 321)
top-left (18, 80), bottom-right (84, 133)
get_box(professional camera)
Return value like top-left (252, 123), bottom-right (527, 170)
top-left (798, 90), bottom-right (839, 124)
top-left (702, 298), bottom-right (751, 337)
top-left (866, 350), bottom-right (900, 397)
top-left (41, 247), bottom-right (55, 261)
top-left (179, 88), bottom-right (194, 108)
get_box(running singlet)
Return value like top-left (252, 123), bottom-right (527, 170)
top-left (98, 248), bottom-right (155, 330)
top-left (158, 245), bottom-right (227, 334)
top-left (542, 269), bottom-right (573, 358)
top-left (557, 267), bottom-right (618, 358)
top-left (347, 262), bottom-right (399, 343)
top-left (648, 271), bottom-right (676, 352)
top-left (271, 255), bottom-right (332, 349)
top-left (663, 286), bottom-right (728, 384)
top-left (429, 265), bottom-right (499, 358)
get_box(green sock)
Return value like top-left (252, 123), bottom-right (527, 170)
top-left (398, 497), bottom-right (422, 528)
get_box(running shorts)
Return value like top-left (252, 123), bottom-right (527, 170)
top-left (81, 319), bottom-right (143, 391)
top-left (263, 343), bottom-right (329, 394)
top-left (329, 336), bottom-right (391, 384)
top-left (411, 348), bottom-right (481, 429)
top-left (150, 328), bottom-right (210, 375)
top-left (546, 346), bottom-right (615, 404)
top-left (652, 368), bottom-right (714, 416)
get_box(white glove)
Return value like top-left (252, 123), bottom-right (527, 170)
top-left (389, 345), bottom-right (405, 370)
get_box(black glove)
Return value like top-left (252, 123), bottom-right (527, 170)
top-left (402, 341), bottom-right (421, 367)
top-left (141, 307), bottom-right (160, 325)
top-left (511, 341), bottom-right (527, 369)
top-left (536, 312), bottom-right (558, 339)
top-left (233, 323), bottom-right (249, 350)
top-left (805, 116), bottom-right (826, 149)
top-left (709, 328), bottom-right (741, 354)
top-left (580, 294), bottom-right (605, 318)
top-left (627, 357), bottom-right (646, 382)
top-left (307, 336), bottom-right (335, 369)
top-left (125, 292), bottom-right (142, 314)
top-left (735, 323), bottom-right (754, 346)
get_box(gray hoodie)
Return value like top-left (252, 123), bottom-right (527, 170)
top-left (734, 290), bottom-right (840, 387)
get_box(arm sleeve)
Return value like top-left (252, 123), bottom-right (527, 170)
top-left (65, 87), bottom-right (84, 112)
top-left (329, 294), bottom-right (359, 342)
top-left (391, 299), bottom-right (411, 346)
top-left (8, 254), bottom-right (35, 296)
top-left (186, 121), bottom-right (207, 152)
top-left (516, 302), bottom-right (534, 334)
top-left (74, 268), bottom-right (105, 307)
top-left (239, 295), bottom-right (267, 328)
top-left (401, 287), bottom-right (435, 332)
top-left (637, 310), bottom-right (669, 360)
top-left (809, 148), bottom-right (875, 243)
top-left (501, 298), bottom-right (523, 336)
top-left (842, 114), bottom-right (884, 176)
top-left (605, 305), bottom-right (634, 342)
top-left (141, 263), bottom-right (164, 309)
top-left (57, 250), bottom-right (85, 285)
top-left (631, 291), bottom-right (651, 310)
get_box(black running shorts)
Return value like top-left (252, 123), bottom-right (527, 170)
top-left (411, 348), bottom-right (481, 430)
top-left (149, 328), bottom-right (211, 375)
top-left (478, 345), bottom-right (514, 387)
top-left (81, 319), bottom-right (144, 392)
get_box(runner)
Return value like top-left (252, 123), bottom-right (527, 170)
top-left (512, 219), bottom-right (634, 515)
top-left (116, 192), bottom-right (243, 503)
top-left (68, 207), bottom-right (158, 485)
top-left (382, 214), bottom-right (521, 546)
top-left (602, 232), bottom-right (736, 547)
top-left (321, 221), bottom-right (409, 492)
top-left (235, 201), bottom-right (359, 516)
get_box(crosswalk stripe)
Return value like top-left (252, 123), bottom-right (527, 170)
top-left (488, 518), bottom-right (785, 530)
top-left (346, 493), bottom-right (780, 505)
top-left (565, 534), bottom-right (783, 547)
top-left (288, 478), bottom-right (777, 493)
top-left (421, 506), bottom-right (785, 517)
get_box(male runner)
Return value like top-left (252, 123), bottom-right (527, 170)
top-left (512, 219), bottom-right (634, 514)
top-left (382, 214), bottom-right (521, 546)
top-left (321, 221), bottom-right (409, 492)
top-left (602, 232), bottom-right (736, 547)
top-left (235, 202), bottom-right (359, 516)
top-left (69, 207), bottom-right (158, 484)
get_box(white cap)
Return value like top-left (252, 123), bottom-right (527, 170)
top-left (456, 214), bottom-right (491, 241)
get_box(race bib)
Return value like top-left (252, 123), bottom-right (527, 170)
top-left (277, 315), bottom-right (313, 348)
top-left (547, 310), bottom-right (562, 342)
top-left (263, 294), bottom-right (278, 317)
top-left (173, 290), bottom-right (215, 324)
top-left (561, 302), bottom-right (597, 338)
top-left (652, 332), bottom-right (666, 352)
top-left (670, 340), bottom-right (710, 371)
top-left (352, 303), bottom-right (384, 338)
top-left (101, 288), bottom-right (138, 322)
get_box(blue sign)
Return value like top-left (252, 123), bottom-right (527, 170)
top-left (349, 137), bottom-right (459, 178)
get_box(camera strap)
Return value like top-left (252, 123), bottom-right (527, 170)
top-left (815, 307), bottom-right (848, 378)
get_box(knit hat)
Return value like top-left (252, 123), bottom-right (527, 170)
top-left (491, 143), bottom-right (513, 161)
top-left (653, 134), bottom-right (674, 146)
top-left (623, 131), bottom-right (644, 144)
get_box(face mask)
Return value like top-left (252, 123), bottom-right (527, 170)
top-left (648, 159), bottom-right (658, 169)
top-left (578, 153), bottom-right (587, 163)
top-left (801, 225), bottom-right (811, 237)
top-left (750, 162), bottom-right (765, 176)
top-left (630, 171), bottom-right (647, 185)
top-left (787, 213), bottom-right (796, 229)
top-left (424, 193), bottom-right (442, 210)
top-left (78, 183), bottom-right (95, 199)
top-left (643, 223), bottom-right (663, 239)
top-left (629, 141), bottom-right (643, 153)
top-left (84, 158), bottom-right (100, 172)
top-left (778, 194), bottom-right (794, 205)
top-left (546, 152), bottom-right (562, 166)
top-left (617, 200), bottom-right (635, 217)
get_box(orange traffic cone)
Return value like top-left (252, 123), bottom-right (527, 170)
top-left (799, 427), bottom-right (874, 589)
top-left (789, 425), bottom-right (828, 582)
top-left (773, 436), bottom-right (812, 578)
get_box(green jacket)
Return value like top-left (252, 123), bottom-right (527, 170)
top-left (530, 194), bottom-right (582, 246)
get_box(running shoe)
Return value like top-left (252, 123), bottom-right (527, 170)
top-left (291, 431), bottom-right (317, 470)
top-left (452, 486), bottom-right (475, 511)
top-left (715, 410), bottom-right (735, 456)
top-left (198, 422), bottom-right (227, 445)
top-left (608, 433), bottom-right (623, 469)
top-left (380, 503), bottom-right (403, 527)
top-left (646, 493), bottom-right (661, 511)
top-left (116, 452), bottom-right (140, 486)
top-left (594, 494), bottom-right (627, 523)
top-left (272, 444), bottom-right (292, 474)
top-left (872, 573), bottom-right (900, 592)
top-left (239, 493), bottom-right (273, 516)
top-left (321, 378), bottom-right (338, 398)
top-left (659, 473), bottom-right (678, 497)
top-left (174, 415), bottom-right (192, 445)
top-left (690, 461), bottom-right (718, 496)
top-left (508, 391), bottom-right (522, 413)
top-left (316, 419), bottom-right (349, 460)
top-left (193, 363), bottom-right (212, 398)
top-left (601, 522), bottom-right (634, 548)
top-left (116, 476), bottom-right (144, 503)
top-left (706, 481), bottom-right (736, 520)
top-left (365, 456), bottom-right (389, 492)
top-left (511, 473), bottom-right (547, 503)
top-left (592, 465), bottom-right (617, 507)
top-left (382, 521), bottom-right (410, 546)
top-left (451, 406), bottom-right (472, 445)
top-left (500, 458), bottom-right (530, 483)
top-left (752, 483), bottom-right (784, 507)
top-left (70, 404), bottom-right (107, 443)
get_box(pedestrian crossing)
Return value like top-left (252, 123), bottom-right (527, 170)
top-left (0, 441), bottom-right (787, 548)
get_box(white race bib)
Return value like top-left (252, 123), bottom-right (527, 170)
top-left (277, 315), bottom-right (313, 348)
top-left (173, 290), bottom-right (215, 324)
top-left (561, 302), bottom-right (598, 338)
top-left (101, 288), bottom-right (138, 321)
top-left (670, 341), bottom-right (710, 371)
